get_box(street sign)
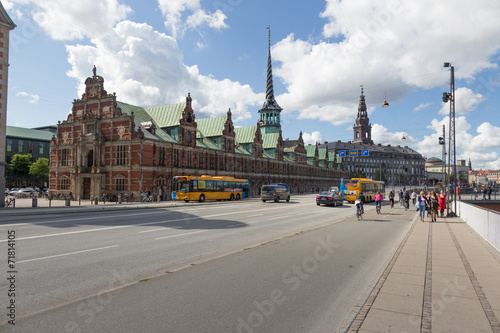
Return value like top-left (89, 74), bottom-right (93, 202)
top-left (349, 150), bottom-right (358, 157)
top-left (362, 149), bottom-right (369, 156)
top-left (339, 150), bottom-right (346, 157)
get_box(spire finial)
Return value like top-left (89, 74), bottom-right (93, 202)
top-left (267, 26), bottom-right (270, 47)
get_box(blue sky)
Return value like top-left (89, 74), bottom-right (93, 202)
top-left (5, 0), bottom-right (500, 170)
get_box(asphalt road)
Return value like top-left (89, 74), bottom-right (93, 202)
top-left (0, 195), bottom-right (416, 332)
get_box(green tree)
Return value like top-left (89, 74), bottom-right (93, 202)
top-left (9, 154), bottom-right (32, 179)
top-left (30, 158), bottom-right (50, 180)
top-left (374, 170), bottom-right (388, 182)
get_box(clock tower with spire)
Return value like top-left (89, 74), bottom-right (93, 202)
top-left (353, 86), bottom-right (373, 144)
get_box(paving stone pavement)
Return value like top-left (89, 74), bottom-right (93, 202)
top-left (348, 211), bottom-right (500, 333)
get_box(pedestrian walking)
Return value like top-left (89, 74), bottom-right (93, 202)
top-left (418, 191), bottom-right (428, 222)
top-left (488, 186), bottom-right (492, 200)
top-left (474, 187), bottom-right (478, 200)
top-left (411, 190), bottom-right (417, 205)
top-left (438, 190), bottom-right (446, 218)
top-left (430, 191), bottom-right (439, 222)
top-left (482, 187), bottom-right (487, 200)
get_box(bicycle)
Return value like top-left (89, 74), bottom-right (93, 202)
top-left (403, 199), bottom-right (409, 211)
top-left (389, 198), bottom-right (394, 209)
top-left (356, 203), bottom-right (364, 220)
top-left (4, 197), bottom-right (14, 207)
top-left (376, 201), bottom-right (381, 214)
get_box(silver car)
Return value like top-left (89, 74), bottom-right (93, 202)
top-left (260, 185), bottom-right (290, 203)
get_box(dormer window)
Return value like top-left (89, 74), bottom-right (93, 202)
top-left (141, 121), bottom-right (156, 134)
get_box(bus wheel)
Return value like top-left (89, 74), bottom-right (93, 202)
top-left (274, 197), bottom-right (279, 203)
top-left (184, 200), bottom-right (189, 203)
top-left (236, 194), bottom-right (241, 200)
top-left (230, 194), bottom-right (235, 201)
top-left (199, 194), bottom-right (205, 202)
top-left (286, 196), bottom-right (290, 202)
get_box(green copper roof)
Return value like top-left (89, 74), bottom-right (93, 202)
top-left (318, 147), bottom-right (327, 160)
top-left (197, 116), bottom-right (227, 138)
top-left (145, 102), bottom-right (185, 128)
top-left (6, 126), bottom-right (54, 141)
top-left (262, 132), bottom-right (279, 149)
top-left (117, 101), bottom-right (177, 143)
top-left (234, 126), bottom-right (256, 144)
top-left (305, 144), bottom-right (316, 157)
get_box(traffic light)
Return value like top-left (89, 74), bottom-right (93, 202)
top-left (405, 168), bottom-right (408, 174)
top-left (439, 136), bottom-right (445, 145)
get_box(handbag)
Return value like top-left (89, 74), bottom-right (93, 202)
top-left (355, 199), bottom-right (361, 205)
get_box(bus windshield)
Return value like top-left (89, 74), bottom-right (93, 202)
top-left (175, 181), bottom-right (190, 192)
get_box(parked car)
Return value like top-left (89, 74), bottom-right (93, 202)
top-left (316, 191), bottom-right (344, 207)
top-left (16, 187), bottom-right (38, 197)
top-left (8, 187), bottom-right (21, 196)
top-left (4, 188), bottom-right (9, 195)
top-left (261, 185), bottom-right (290, 203)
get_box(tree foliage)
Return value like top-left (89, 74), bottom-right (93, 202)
top-left (9, 154), bottom-right (32, 178)
top-left (30, 158), bottom-right (50, 180)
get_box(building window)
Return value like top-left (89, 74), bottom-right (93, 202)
top-left (61, 148), bottom-right (70, 167)
top-left (7, 140), bottom-right (12, 152)
top-left (116, 145), bottom-right (127, 165)
top-left (39, 143), bottom-right (44, 155)
top-left (173, 149), bottom-right (180, 167)
top-left (86, 123), bottom-right (95, 134)
top-left (115, 177), bottom-right (125, 191)
top-left (187, 151), bottom-right (192, 168)
top-left (159, 147), bottom-right (166, 166)
top-left (60, 177), bottom-right (70, 190)
top-left (18, 141), bottom-right (24, 153)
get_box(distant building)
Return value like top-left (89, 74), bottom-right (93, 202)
top-left (5, 126), bottom-right (54, 188)
top-left (469, 170), bottom-right (498, 186)
top-left (321, 88), bottom-right (425, 186)
top-left (49, 37), bottom-right (346, 200)
top-left (0, 2), bottom-right (16, 206)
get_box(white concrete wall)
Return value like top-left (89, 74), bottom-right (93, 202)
top-left (458, 201), bottom-right (500, 252)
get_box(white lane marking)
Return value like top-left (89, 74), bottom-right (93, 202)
top-left (0, 208), bottom-right (286, 243)
top-left (155, 230), bottom-right (208, 240)
top-left (246, 214), bottom-right (263, 218)
top-left (0, 210), bottom-right (171, 228)
top-left (17, 245), bottom-right (119, 264)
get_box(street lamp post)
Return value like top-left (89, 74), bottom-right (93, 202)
top-left (443, 62), bottom-right (457, 217)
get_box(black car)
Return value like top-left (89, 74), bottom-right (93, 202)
top-left (316, 191), bottom-right (344, 207)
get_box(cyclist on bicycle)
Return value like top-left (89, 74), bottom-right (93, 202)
top-left (398, 189), bottom-right (404, 205)
top-left (374, 191), bottom-right (383, 212)
top-left (403, 190), bottom-right (410, 210)
top-left (388, 190), bottom-right (395, 208)
top-left (356, 191), bottom-right (365, 214)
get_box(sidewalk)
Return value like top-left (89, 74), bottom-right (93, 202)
top-left (348, 214), bottom-right (500, 333)
top-left (0, 197), bottom-right (196, 217)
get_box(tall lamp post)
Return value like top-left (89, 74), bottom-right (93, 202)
top-left (442, 62), bottom-right (457, 217)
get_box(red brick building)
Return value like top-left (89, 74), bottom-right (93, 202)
top-left (49, 46), bottom-right (345, 201)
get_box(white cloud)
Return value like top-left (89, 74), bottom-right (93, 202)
top-left (302, 131), bottom-right (322, 145)
top-left (272, 0), bottom-right (500, 126)
top-left (157, 0), bottom-right (228, 38)
top-left (415, 103), bottom-right (431, 112)
top-left (371, 124), bottom-right (414, 147)
top-left (16, 91), bottom-right (39, 103)
top-left (416, 117), bottom-right (500, 169)
top-left (438, 87), bottom-right (484, 115)
top-left (20, 0), bottom-right (132, 40)
top-left (65, 20), bottom-right (261, 122)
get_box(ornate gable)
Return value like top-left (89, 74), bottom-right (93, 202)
top-left (222, 109), bottom-right (235, 153)
top-left (253, 121), bottom-right (264, 158)
top-left (178, 93), bottom-right (197, 147)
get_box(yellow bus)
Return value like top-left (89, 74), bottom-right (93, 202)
top-left (172, 175), bottom-right (249, 202)
top-left (342, 178), bottom-right (385, 203)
